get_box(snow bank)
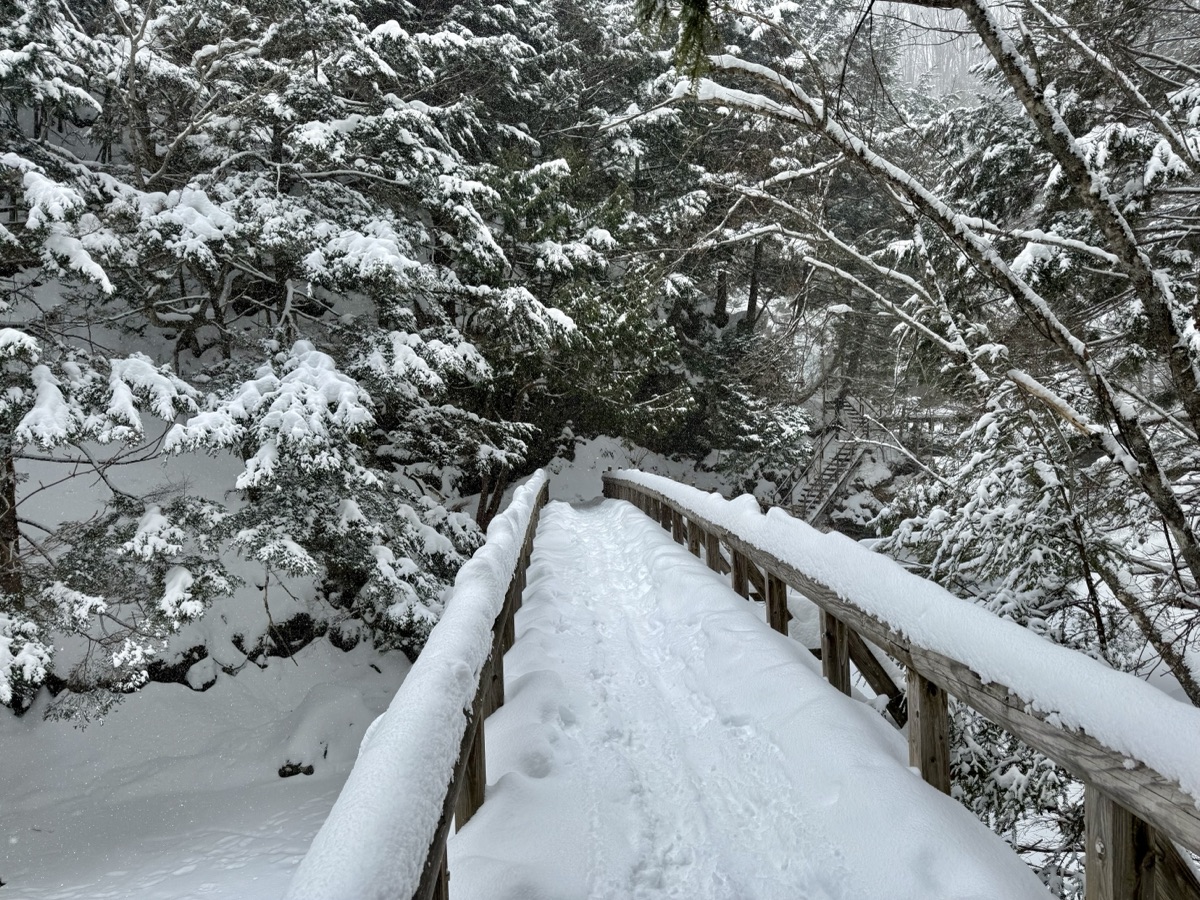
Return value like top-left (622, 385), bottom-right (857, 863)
top-left (612, 470), bottom-right (1200, 808)
top-left (1, 640), bottom-right (407, 899)
top-left (284, 470), bottom-right (548, 900)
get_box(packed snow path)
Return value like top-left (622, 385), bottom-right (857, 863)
top-left (448, 500), bottom-right (1049, 900)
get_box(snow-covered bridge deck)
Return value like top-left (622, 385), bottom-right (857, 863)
top-left (447, 499), bottom-right (1047, 899)
top-left (285, 470), bottom-right (1200, 900)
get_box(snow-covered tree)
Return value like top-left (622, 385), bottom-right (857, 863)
top-left (635, 0), bottom-right (1200, 889)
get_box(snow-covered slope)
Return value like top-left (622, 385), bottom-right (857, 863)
top-left (0, 641), bottom-right (408, 899)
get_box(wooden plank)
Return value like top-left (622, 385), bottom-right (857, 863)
top-left (415, 686), bottom-right (485, 900)
top-left (732, 549), bottom-right (750, 599)
top-left (671, 508), bottom-right (685, 543)
top-left (686, 520), bottom-right (702, 557)
top-left (659, 499), bottom-right (673, 531)
top-left (1151, 830), bottom-right (1200, 900)
top-left (847, 630), bottom-right (907, 727)
top-left (767, 572), bottom-right (790, 634)
top-left (745, 556), bottom-right (766, 600)
top-left (415, 477), bottom-right (549, 898)
top-left (908, 667), bottom-right (951, 794)
top-left (821, 610), bottom-right (851, 694)
top-left (599, 474), bottom-right (1200, 858)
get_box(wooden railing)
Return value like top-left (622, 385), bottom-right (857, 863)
top-left (284, 473), bottom-right (550, 900)
top-left (603, 471), bottom-right (1200, 900)
top-left (417, 477), bottom-right (549, 899)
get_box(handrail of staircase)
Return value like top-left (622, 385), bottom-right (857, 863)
top-left (285, 471), bottom-right (551, 900)
top-left (803, 445), bottom-right (866, 524)
top-left (603, 469), bottom-right (1200, 900)
top-left (783, 393), bottom-right (878, 510)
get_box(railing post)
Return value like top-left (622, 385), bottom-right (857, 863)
top-left (732, 549), bottom-right (750, 598)
top-left (454, 687), bottom-right (488, 829)
top-left (705, 531), bottom-right (723, 573)
top-left (456, 485), bottom-right (548, 835)
top-left (487, 641), bottom-right (505, 715)
top-left (658, 499), bottom-right (672, 531)
top-left (502, 579), bottom-right (518, 650)
top-left (820, 610), bottom-right (850, 693)
top-left (671, 508), bottom-right (685, 543)
top-left (767, 573), bottom-right (790, 634)
top-left (1084, 785), bottom-right (1149, 900)
top-left (686, 520), bottom-right (701, 557)
top-left (433, 849), bottom-right (449, 900)
top-left (907, 668), bottom-right (951, 794)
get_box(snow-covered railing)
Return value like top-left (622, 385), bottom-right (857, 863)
top-left (285, 471), bottom-right (550, 900)
top-left (603, 470), bottom-right (1200, 900)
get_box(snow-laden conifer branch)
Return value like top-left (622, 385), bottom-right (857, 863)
top-left (1023, 0), bottom-right (1198, 169)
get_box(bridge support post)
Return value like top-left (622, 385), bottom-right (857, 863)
top-left (671, 509), bottom-right (685, 543)
top-left (686, 520), bottom-right (701, 557)
top-left (659, 500), bottom-right (672, 531)
top-left (820, 611), bottom-right (850, 694)
top-left (906, 668), bottom-right (951, 794)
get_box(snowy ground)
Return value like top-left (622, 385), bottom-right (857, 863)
top-left (448, 500), bottom-right (1050, 899)
top-left (0, 642), bottom-right (409, 899)
top-left (0, 438), bottom-right (725, 899)
top-left (2, 446), bottom-right (1047, 899)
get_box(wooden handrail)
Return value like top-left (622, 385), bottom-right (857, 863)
top-left (417, 476), bottom-right (550, 900)
top-left (284, 473), bottom-right (550, 900)
top-left (603, 471), bottom-right (1200, 900)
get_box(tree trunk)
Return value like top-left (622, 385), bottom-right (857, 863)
top-left (713, 269), bottom-right (729, 327)
top-left (0, 452), bottom-right (21, 596)
top-left (475, 473), bottom-right (492, 527)
top-left (741, 241), bottom-right (763, 332)
top-left (483, 474), bottom-right (507, 528)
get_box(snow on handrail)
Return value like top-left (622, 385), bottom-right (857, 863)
top-left (604, 469), bottom-right (1200, 860)
top-left (285, 470), bottom-right (550, 900)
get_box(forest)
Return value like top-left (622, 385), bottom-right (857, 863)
top-left (2, 0), bottom-right (1199, 894)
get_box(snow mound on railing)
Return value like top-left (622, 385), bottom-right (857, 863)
top-left (614, 469), bottom-right (1200, 808)
top-left (284, 470), bottom-right (548, 900)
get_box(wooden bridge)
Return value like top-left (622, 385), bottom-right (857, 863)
top-left (283, 469), bottom-right (1200, 900)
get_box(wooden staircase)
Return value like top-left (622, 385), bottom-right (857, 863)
top-left (790, 397), bottom-right (870, 523)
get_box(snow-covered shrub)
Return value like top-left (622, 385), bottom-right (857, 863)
top-left (0, 328), bottom-right (235, 713)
